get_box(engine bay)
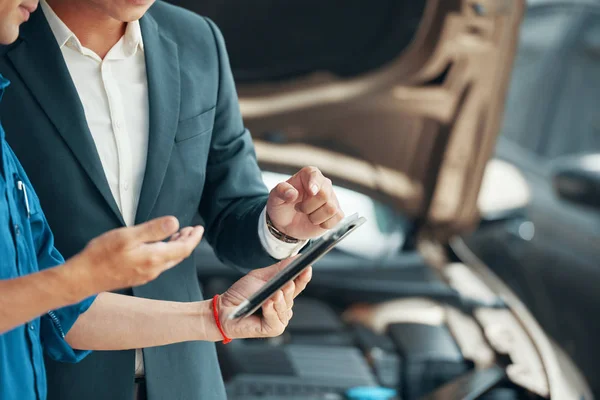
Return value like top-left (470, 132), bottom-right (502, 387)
top-left (198, 243), bottom-right (549, 400)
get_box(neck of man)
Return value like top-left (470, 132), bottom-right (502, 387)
top-left (46, 0), bottom-right (126, 59)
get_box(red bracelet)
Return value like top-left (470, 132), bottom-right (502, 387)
top-left (212, 295), bottom-right (232, 344)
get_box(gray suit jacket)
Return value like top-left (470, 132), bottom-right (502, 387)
top-left (0, 2), bottom-right (276, 399)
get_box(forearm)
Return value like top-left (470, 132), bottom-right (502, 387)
top-left (0, 256), bottom-right (90, 334)
top-left (66, 292), bottom-right (222, 350)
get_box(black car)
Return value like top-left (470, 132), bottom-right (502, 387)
top-left (463, 0), bottom-right (600, 395)
top-left (167, 0), bottom-right (593, 399)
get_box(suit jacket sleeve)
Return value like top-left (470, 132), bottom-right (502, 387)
top-left (199, 18), bottom-right (276, 269)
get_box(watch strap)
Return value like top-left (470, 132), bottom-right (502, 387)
top-left (266, 213), bottom-right (301, 244)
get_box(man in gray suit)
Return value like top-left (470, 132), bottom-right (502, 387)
top-left (0, 0), bottom-right (344, 399)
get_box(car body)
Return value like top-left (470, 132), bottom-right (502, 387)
top-left (463, 0), bottom-right (600, 395)
top-left (166, 0), bottom-right (594, 398)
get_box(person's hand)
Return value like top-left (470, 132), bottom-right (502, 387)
top-left (216, 258), bottom-right (313, 339)
top-left (266, 166), bottom-right (344, 240)
top-left (72, 216), bottom-right (204, 294)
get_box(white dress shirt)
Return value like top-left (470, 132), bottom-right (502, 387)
top-left (40, 0), bottom-right (305, 377)
top-left (41, 1), bottom-right (149, 228)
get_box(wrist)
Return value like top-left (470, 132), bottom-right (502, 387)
top-left (196, 299), bottom-right (223, 342)
top-left (52, 255), bottom-right (97, 303)
top-left (266, 211), bottom-right (301, 243)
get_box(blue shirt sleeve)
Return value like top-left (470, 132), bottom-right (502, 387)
top-left (35, 223), bottom-right (96, 363)
top-left (6, 144), bottom-right (97, 363)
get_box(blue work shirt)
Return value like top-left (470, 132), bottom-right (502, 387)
top-left (0, 75), bottom-right (96, 400)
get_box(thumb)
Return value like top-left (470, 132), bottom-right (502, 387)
top-left (130, 216), bottom-right (180, 244)
top-left (249, 256), bottom-right (299, 281)
top-left (269, 182), bottom-right (299, 206)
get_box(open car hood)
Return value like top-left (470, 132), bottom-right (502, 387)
top-left (227, 0), bottom-right (525, 240)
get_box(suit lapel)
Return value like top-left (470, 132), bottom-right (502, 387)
top-left (136, 13), bottom-right (181, 224)
top-left (7, 9), bottom-right (125, 225)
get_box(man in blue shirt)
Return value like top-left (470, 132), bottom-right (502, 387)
top-left (0, 1), bottom-right (313, 398)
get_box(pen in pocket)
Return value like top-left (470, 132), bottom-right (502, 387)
top-left (17, 180), bottom-right (30, 218)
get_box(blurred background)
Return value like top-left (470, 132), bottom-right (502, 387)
top-left (166, 1), bottom-right (600, 399)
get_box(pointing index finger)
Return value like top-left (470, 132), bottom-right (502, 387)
top-left (302, 168), bottom-right (321, 196)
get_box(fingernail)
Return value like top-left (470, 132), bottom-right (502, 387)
top-left (163, 217), bottom-right (177, 232)
top-left (284, 188), bottom-right (296, 199)
top-left (310, 184), bottom-right (319, 195)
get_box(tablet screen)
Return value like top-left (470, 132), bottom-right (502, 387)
top-left (230, 213), bottom-right (366, 319)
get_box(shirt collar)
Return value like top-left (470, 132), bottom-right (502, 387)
top-left (40, 0), bottom-right (144, 57)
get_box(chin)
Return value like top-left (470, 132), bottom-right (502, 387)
top-left (120, 0), bottom-right (155, 20)
top-left (114, 7), bottom-right (152, 22)
top-left (0, 26), bottom-right (19, 45)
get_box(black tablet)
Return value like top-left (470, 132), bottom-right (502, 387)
top-left (229, 213), bottom-right (367, 320)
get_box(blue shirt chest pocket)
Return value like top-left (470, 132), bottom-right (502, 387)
top-left (6, 166), bottom-right (43, 276)
top-left (0, 171), bottom-right (39, 279)
top-left (11, 173), bottom-right (41, 225)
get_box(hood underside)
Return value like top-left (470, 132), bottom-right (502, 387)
top-left (214, 0), bottom-right (525, 239)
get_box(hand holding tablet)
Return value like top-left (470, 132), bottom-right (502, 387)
top-left (230, 213), bottom-right (367, 320)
